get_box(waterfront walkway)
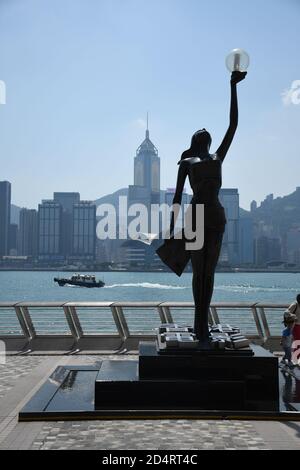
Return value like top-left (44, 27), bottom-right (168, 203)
top-left (0, 354), bottom-right (299, 450)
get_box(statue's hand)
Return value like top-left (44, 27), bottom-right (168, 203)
top-left (231, 71), bottom-right (247, 84)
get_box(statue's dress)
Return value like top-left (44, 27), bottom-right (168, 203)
top-left (156, 155), bottom-right (226, 275)
top-left (156, 155), bottom-right (226, 338)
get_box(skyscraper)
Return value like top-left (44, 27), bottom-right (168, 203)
top-left (54, 192), bottom-right (80, 258)
top-left (254, 236), bottom-right (281, 265)
top-left (72, 201), bottom-right (96, 260)
top-left (239, 218), bottom-right (254, 264)
top-left (286, 228), bottom-right (300, 265)
top-left (38, 201), bottom-right (62, 261)
top-left (108, 124), bottom-right (161, 266)
top-left (19, 209), bottom-right (38, 257)
top-left (219, 188), bottom-right (240, 265)
top-left (133, 121), bottom-right (160, 194)
top-left (250, 200), bottom-right (257, 212)
top-left (125, 124), bottom-right (161, 266)
top-left (38, 194), bottom-right (96, 263)
top-left (53, 192), bottom-right (80, 212)
top-left (129, 124), bottom-right (161, 211)
top-left (0, 181), bottom-right (11, 257)
top-left (8, 224), bottom-right (18, 255)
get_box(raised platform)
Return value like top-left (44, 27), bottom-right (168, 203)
top-left (94, 342), bottom-right (278, 412)
top-left (18, 342), bottom-right (300, 421)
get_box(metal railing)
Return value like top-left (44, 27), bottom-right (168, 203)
top-left (0, 301), bottom-right (288, 353)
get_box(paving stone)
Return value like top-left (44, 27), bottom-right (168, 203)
top-left (0, 356), bottom-right (44, 399)
top-left (0, 354), bottom-right (299, 450)
top-left (27, 419), bottom-right (270, 450)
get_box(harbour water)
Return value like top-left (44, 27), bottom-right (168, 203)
top-left (0, 271), bottom-right (299, 336)
top-left (0, 271), bottom-right (299, 304)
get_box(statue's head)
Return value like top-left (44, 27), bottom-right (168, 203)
top-left (178, 129), bottom-right (212, 164)
top-left (190, 129), bottom-right (212, 153)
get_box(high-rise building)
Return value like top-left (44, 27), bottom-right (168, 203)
top-left (130, 124), bottom-right (160, 208)
top-left (72, 201), bottom-right (96, 260)
top-left (286, 228), bottom-right (300, 265)
top-left (53, 192), bottom-right (80, 212)
top-left (219, 189), bottom-right (240, 265)
top-left (0, 181), bottom-right (11, 257)
top-left (255, 236), bottom-right (281, 265)
top-left (54, 192), bottom-right (80, 257)
top-left (125, 125), bottom-right (161, 266)
top-left (18, 209), bottom-right (38, 257)
top-left (268, 237), bottom-right (282, 262)
top-left (38, 201), bottom-right (62, 261)
top-left (38, 194), bottom-right (96, 263)
top-left (255, 236), bottom-right (268, 265)
top-left (8, 224), bottom-right (18, 255)
top-left (250, 200), bottom-right (257, 212)
top-left (239, 218), bottom-right (254, 264)
top-left (134, 124), bottom-right (160, 194)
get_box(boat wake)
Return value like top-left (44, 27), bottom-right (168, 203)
top-left (215, 284), bottom-right (299, 293)
top-left (104, 282), bottom-right (188, 290)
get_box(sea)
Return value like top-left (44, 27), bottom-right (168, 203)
top-left (0, 271), bottom-right (299, 336)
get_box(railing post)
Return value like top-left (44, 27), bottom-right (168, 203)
top-left (0, 302), bottom-right (289, 352)
top-left (63, 306), bottom-right (81, 340)
top-left (110, 305), bottom-right (128, 341)
top-left (258, 306), bottom-right (271, 340)
top-left (69, 306), bottom-right (83, 338)
top-left (210, 306), bottom-right (220, 324)
top-left (20, 307), bottom-right (36, 339)
top-left (14, 306), bottom-right (32, 339)
top-left (162, 306), bottom-right (173, 324)
top-left (157, 305), bottom-right (168, 324)
top-left (115, 306), bottom-right (130, 339)
top-left (208, 308), bottom-right (214, 325)
top-left (251, 305), bottom-right (265, 341)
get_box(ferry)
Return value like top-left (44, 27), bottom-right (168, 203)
top-left (54, 273), bottom-right (105, 288)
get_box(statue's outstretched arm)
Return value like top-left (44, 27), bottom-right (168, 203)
top-left (169, 160), bottom-right (188, 236)
top-left (216, 71), bottom-right (247, 162)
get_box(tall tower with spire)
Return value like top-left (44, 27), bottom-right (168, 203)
top-left (133, 116), bottom-right (160, 193)
top-left (123, 117), bottom-right (161, 266)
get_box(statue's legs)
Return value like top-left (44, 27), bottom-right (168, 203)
top-left (190, 229), bottom-right (224, 343)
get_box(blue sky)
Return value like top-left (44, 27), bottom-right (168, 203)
top-left (0, 0), bottom-right (299, 210)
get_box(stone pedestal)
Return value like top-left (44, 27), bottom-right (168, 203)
top-left (95, 342), bottom-right (279, 412)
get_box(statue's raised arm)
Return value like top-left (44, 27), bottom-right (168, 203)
top-left (216, 70), bottom-right (247, 162)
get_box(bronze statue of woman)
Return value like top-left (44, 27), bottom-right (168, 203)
top-left (156, 70), bottom-right (247, 348)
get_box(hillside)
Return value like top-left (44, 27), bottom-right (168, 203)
top-left (246, 188), bottom-right (300, 235)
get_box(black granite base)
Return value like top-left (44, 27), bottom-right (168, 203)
top-left (94, 343), bottom-right (279, 412)
top-left (18, 354), bottom-right (300, 421)
top-left (94, 360), bottom-right (246, 410)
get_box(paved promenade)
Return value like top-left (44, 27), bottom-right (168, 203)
top-left (0, 354), bottom-right (299, 450)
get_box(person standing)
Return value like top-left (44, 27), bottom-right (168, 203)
top-left (280, 312), bottom-right (296, 368)
top-left (287, 294), bottom-right (300, 348)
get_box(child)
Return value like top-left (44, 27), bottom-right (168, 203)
top-left (280, 312), bottom-right (296, 368)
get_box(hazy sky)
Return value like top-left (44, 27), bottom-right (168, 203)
top-left (0, 0), bottom-right (299, 210)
